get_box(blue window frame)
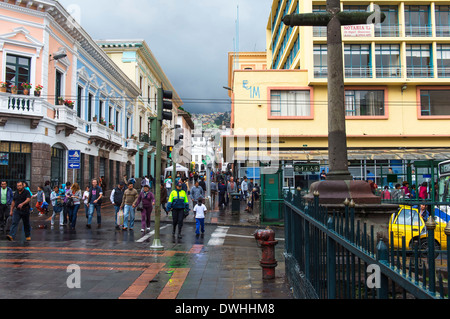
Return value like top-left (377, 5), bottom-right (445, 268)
top-left (5, 54), bottom-right (31, 94)
top-left (437, 45), bottom-right (450, 77)
top-left (375, 5), bottom-right (400, 37)
top-left (312, 5), bottom-right (327, 37)
top-left (314, 44), bottom-right (328, 78)
top-left (344, 44), bottom-right (372, 78)
top-left (406, 44), bottom-right (432, 78)
top-left (405, 5), bottom-right (431, 37)
top-left (375, 44), bottom-right (401, 78)
top-left (435, 6), bottom-right (450, 37)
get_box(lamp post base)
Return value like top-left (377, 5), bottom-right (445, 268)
top-left (150, 239), bottom-right (164, 251)
top-left (304, 180), bottom-right (381, 205)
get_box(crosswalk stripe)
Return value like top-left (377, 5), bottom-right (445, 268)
top-left (207, 226), bottom-right (229, 246)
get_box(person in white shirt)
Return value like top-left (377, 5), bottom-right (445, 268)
top-left (82, 186), bottom-right (90, 219)
top-left (193, 198), bottom-right (207, 237)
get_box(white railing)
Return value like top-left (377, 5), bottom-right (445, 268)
top-left (375, 67), bottom-right (402, 78)
top-left (406, 67), bottom-right (433, 78)
top-left (0, 93), bottom-right (44, 117)
top-left (54, 105), bottom-right (78, 127)
top-left (125, 138), bottom-right (138, 150)
top-left (405, 25), bottom-right (432, 37)
top-left (86, 122), bottom-right (125, 146)
top-left (374, 25), bottom-right (401, 37)
top-left (344, 67), bottom-right (372, 78)
top-left (436, 26), bottom-right (450, 37)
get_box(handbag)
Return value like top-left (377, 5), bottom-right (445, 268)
top-left (117, 208), bottom-right (124, 225)
top-left (136, 200), bottom-right (144, 212)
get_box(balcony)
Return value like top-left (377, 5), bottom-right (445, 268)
top-left (405, 25), bottom-right (432, 37)
top-left (54, 105), bottom-right (77, 137)
top-left (125, 138), bottom-right (138, 156)
top-left (0, 92), bottom-right (44, 128)
top-left (375, 25), bottom-right (401, 37)
top-left (344, 67), bottom-right (372, 78)
top-left (406, 67), bottom-right (433, 78)
top-left (375, 66), bottom-right (401, 78)
top-left (436, 26), bottom-right (450, 37)
top-left (86, 122), bottom-right (123, 152)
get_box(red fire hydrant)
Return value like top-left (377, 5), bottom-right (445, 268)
top-left (254, 227), bottom-right (278, 280)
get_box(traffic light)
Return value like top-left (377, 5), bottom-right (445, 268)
top-left (149, 117), bottom-right (157, 142)
top-left (158, 88), bottom-right (173, 122)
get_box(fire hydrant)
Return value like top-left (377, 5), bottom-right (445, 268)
top-left (254, 227), bottom-right (278, 280)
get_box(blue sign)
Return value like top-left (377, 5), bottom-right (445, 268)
top-left (68, 150), bottom-right (81, 170)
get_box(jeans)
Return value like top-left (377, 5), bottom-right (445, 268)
top-left (195, 218), bottom-right (205, 235)
top-left (123, 205), bottom-right (135, 229)
top-left (51, 205), bottom-right (64, 226)
top-left (68, 204), bottom-right (80, 228)
top-left (113, 205), bottom-right (121, 226)
top-left (87, 204), bottom-right (101, 225)
top-left (9, 209), bottom-right (31, 239)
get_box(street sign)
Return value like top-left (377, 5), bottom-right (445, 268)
top-left (68, 150), bottom-right (81, 170)
top-left (294, 163), bottom-right (320, 174)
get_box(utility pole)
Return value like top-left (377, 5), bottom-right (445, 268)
top-left (150, 87), bottom-right (173, 251)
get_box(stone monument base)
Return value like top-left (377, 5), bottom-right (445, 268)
top-left (304, 180), bottom-right (381, 205)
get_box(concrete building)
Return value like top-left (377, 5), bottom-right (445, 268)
top-left (225, 0), bottom-right (450, 191)
top-left (98, 40), bottom-right (182, 181)
top-left (175, 109), bottom-right (194, 170)
top-left (0, 0), bottom-right (140, 191)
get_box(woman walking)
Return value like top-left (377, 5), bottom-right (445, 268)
top-left (135, 184), bottom-right (155, 233)
top-left (68, 183), bottom-right (82, 230)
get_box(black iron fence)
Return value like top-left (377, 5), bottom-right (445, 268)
top-left (284, 192), bottom-right (449, 299)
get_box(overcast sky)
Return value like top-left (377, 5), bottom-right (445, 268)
top-left (59, 0), bottom-right (273, 114)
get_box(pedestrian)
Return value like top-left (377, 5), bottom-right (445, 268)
top-left (50, 185), bottom-right (64, 227)
top-left (193, 198), bottom-right (207, 237)
top-left (31, 185), bottom-right (46, 217)
top-left (86, 179), bottom-right (103, 229)
top-left (82, 186), bottom-right (90, 219)
top-left (210, 179), bottom-right (217, 209)
top-left (110, 182), bottom-right (125, 230)
top-left (419, 204), bottom-right (430, 222)
top-left (190, 181), bottom-right (204, 204)
top-left (218, 179), bottom-right (227, 208)
top-left (419, 182), bottom-right (428, 200)
top-left (401, 181), bottom-right (411, 199)
top-left (160, 183), bottom-right (168, 215)
top-left (68, 183), bottom-right (81, 230)
top-left (381, 186), bottom-right (391, 200)
top-left (100, 176), bottom-right (107, 192)
top-left (135, 184), bottom-right (155, 233)
top-left (410, 184), bottom-right (417, 199)
top-left (226, 177), bottom-right (237, 206)
top-left (167, 182), bottom-right (189, 239)
top-left (62, 182), bottom-right (72, 225)
top-left (199, 177), bottom-right (206, 193)
top-left (43, 181), bottom-right (52, 214)
top-left (120, 182), bottom-right (138, 231)
top-left (165, 176), bottom-right (173, 195)
top-left (0, 181), bottom-right (13, 232)
top-left (391, 184), bottom-right (402, 200)
top-left (241, 176), bottom-right (248, 201)
top-left (6, 182), bottom-right (32, 241)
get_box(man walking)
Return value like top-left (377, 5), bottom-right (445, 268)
top-left (121, 182), bottom-right (139, 231)
top-left (87, 179), bottom-right (103, 229)
top-left (226, 177), bottom-right (237, 206)
top-left (241, 176), bottom-right (249, 201)
top-left (0, 181), bottom-right (13, 232)
top-left (110, 182), bottom-right (125, 230)
top-left (167, 182), bottom-right (189, 239)
top-left (6, 182), bottom-right (32, 241)
top-left (190, 181), bottom-right (204, 207)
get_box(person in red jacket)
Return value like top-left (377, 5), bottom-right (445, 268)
top-left (135, 184), bottom-right (155, 233)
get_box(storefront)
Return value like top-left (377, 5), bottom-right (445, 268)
top-left (0, 142), bottom-right (31, 189)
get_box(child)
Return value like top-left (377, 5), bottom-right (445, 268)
top-left (32, 185), bottom-right (46, 217)
top-left (82, 186), bottom-right (90, 219)
top-left (50, 185), bottom-right (63, 227)
top-left (193, 198), bottom-right (207, 237)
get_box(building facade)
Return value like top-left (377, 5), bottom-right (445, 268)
top-left (0, 0), bottom-right (140, 191)
top-left (98, 40), bottom-right (183, 180)
top-left (226, 0), bottom-right (450, 190)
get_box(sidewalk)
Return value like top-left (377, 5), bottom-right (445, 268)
top-left (0, 198), bottom-right (293, 299)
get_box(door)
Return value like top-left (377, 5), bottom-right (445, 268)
top-left (261, 169), bottom-right (283, 224)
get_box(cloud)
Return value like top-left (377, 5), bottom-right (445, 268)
top-left (59, 0), bottom-right (272, 113)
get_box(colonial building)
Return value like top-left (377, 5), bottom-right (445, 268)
top-left (225, 0), bottom-right (450, 191)
top-left (0, 0), bottom-right (140, 191)
top-left (98, 40), bottom-right (183, 180)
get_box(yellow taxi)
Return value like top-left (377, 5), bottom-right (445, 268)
top-left (388, 205), bottom-right (448, 253)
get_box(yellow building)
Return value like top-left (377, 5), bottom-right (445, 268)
top-left (226, 0), bottom-right (450, 189)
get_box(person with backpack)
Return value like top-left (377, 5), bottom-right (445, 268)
top-left (86, 179), bottom-right (103, 229)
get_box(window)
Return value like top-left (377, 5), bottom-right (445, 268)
top-left (375, 5), bottom-right (399, 37)
top-left (312, 5), bottom-right (327, 37)
top-left (345, 89), bottom-right (385, 117)
top-left (51, 145), bottom-right (65, 188)
top-left (270, 90), bottom-right (311, 117)
top-left (55, 70), bottom-right (63, 105)
top-left (77, 86), bottom-right (83, 118)
top-left (435, 6), bottom-right (450, 37)
top-left (344, 44), bottom-right (371, 78)
top-left (406, 44), bottom-right (432, 78)
top-left (420, 89), bottom-right (450, 116)
top-left (99, 100), bottom-right (104, 121)
top-left (375, 44), bottom-right (400, 78)
top-left (395, 209), bottom-right (422, 227)
top-left (405, 5), bottom-right (431, 37)
top-left (437, 45), bottom-right (450, 77)
top-left (115, 110), bottom-right (119, 132)
top-left (5, 54), bottom-right (31, 94)
top-left (0, 142), bottom-right (31, 191)
top-left (314, 45), bottom-right (328, 78)
top-left (88, 93), bottom-right (93, 121)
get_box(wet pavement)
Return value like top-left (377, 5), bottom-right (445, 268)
top-left (0, 199), bottom-right (293, 300)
